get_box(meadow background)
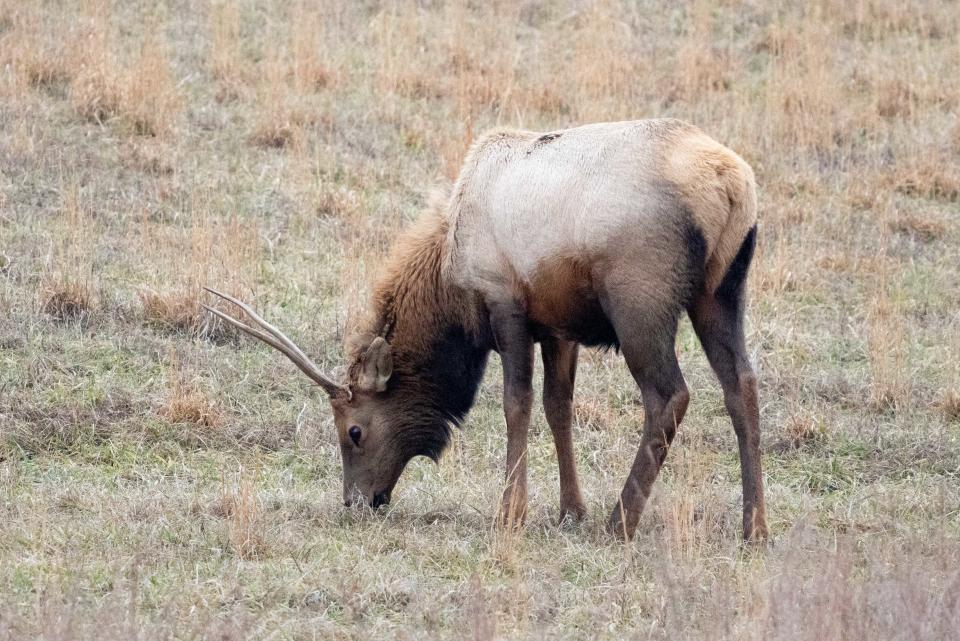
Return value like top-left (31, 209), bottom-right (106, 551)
top-left (1, 1), bottom-right (959, 639)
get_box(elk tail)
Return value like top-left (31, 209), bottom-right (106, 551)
top-left (704, 157), bottom-right (758, 295)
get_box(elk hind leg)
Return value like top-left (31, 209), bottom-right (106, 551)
top-left (689, 228), bottom-right (767, 542)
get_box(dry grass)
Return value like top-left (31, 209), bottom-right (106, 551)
top-left (938, 389), bottom-right (960, 422)
top-left (139, 287), bottom-right (205, 334)
top-left (16, 3), bottom-right (182, 135)
top-left (892, 154), bottom-right (960, 202)
top-left (573, 398), bottom-right (614, 431)
top-left (781, 410), bottom-right (826, 450)
top-left (889, 212), bottom-right (949, 242)
top-left (41, 278), bottom-right (94, 322)
top-left (119, 33), bottom-right (181, 137)
top-left (67, 4), bottom-right (122, 123)
top-left (135, 206), bottom-right (257, 339)
top-left (161, 371), bottom-right (221, 428)
top-left (208, 0), bottom-right (246, 102)
top-left (217, 467), bottom-right (266, 560)
top-left (868, 292), bottom-right (911, 413)
top-left (1, 0), bottom-right (959, 638)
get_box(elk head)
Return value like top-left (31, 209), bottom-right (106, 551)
top-left (203, 288), bottom-right (408, 509)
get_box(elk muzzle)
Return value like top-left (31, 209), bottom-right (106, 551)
top-left (343, 486), bottom-right (392, 509)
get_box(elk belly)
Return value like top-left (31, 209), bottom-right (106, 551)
top-left (524, 256), bottom-right (618, 349)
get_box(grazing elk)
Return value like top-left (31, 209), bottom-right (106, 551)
top-left (206, 119), bottom-right (768, 541)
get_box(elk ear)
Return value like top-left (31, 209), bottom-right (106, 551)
top-left (357, 337), bottom-right (392, 393)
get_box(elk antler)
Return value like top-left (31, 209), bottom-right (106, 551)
top-left (203, 287), bottom-right (350, 399)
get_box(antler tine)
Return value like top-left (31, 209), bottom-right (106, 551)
top-left (202, 305), bottom-right (290, 357)
top-left (204, 287), bottom-right (314, 362)
top-left (203, 287), bottom-right (348, 398)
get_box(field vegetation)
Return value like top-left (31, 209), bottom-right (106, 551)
top-left (1, 0), bottom-right (958, 638)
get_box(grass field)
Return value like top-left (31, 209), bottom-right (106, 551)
top-left (1, 1), bottom-right (959, 639)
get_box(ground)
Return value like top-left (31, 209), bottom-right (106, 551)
top-left (1, 1), bottom-right (959, 639)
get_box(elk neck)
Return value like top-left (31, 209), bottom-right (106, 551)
top-left (351, 207), bottom-right (493, 448)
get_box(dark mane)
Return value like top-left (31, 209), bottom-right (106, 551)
top-left (347, 199), bottom-right (492, 462)
top-left (383, 323), bottom-right (490, 461)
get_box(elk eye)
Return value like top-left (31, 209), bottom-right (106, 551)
top-left (348, 425), bottom-right (362, 446)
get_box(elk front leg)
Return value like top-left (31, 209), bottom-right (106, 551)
top-left (541, 336), bottom-right (586, 522)
top-left (490, 302), bottom-right (534, 529)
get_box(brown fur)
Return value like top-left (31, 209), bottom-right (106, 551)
top-left (340, 197), bottom-right (493, 474)
top-left (346, 197), bottom-right (484, 379)
top-left (525, 257), bottom-right (592, 327)
top-left (524, 256), bottom-right (617, 348)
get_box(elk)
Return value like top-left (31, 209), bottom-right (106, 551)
top-left (206, 118), bottom-right (768, 541)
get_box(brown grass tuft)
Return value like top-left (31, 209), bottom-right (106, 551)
top-left (10, 22), bottom-right (70, 92)
top-left (249, 123), bottom-right (297, 150)
top-left (783, 411), bottom-right (826, 449)
top-left (868, 291), bottom-right (911, 413)
top-left (140, 290), bottom-right (196, 334)
top-left (892, 155), bottom-right (960, 202)
top-left (65, 9), bottom-right (178, 135)
top-left (755, 234), bottom-right (799, 294)
top-left (246, 7), bottom-right (334, 150)
top-left (208, 0), bottom-right (246, 102)
top-left (938, 389), bottom-right (960, 422)
top-left (289, 3), bottom-right (334, 94)
top-left (140, 286), bottom-right (243, 342)
top-left (140, 287), bottom-right (204, 335)
top-left (370, 6), bottom-right (443, 102)
top-left (218, 467), bottom-right (266, 560)
top-left (161, 374), bottom-right (221, 428)
top-left (764, 17), bottom-right (853, 155)
top-left (136, 204), bottom-right (256, 340)
top-left (68, 7), bottom-right (122, 124)
top-left (41, 183), bottom-right (97, 323)
top-left (41, 279), bottom-right (93, 322)
top-left (672, 3), bottom-right (733, 101)
top-left (315, 182), bottom-right (362, 219)
top-left (26, 63), bottom-right (69, 93)
top-left (119, 33), bottom-right (180, 137)
top-left (248, 50), bottom-right (304, 149)
top-left (122, 140), bottom-right (175, 176)
top-left (568, 2), bottom-right (640, 121)
top-left (950, 121), bottom-right (960, 154)
top-left (574, 398), bottom-right (612, 431)
top-left (876, 79), bottom-right (917, 118)
top-left (889, 213), bottom-right (947, 243)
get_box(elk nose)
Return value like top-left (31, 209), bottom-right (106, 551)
top-left (371, 490), bottom-right (391, 509)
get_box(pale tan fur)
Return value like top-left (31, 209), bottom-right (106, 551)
top-left (444, 119), bottom-right (758, 306)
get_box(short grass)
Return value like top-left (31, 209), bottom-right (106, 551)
top-left (1, 1), bottom-right (959, 639)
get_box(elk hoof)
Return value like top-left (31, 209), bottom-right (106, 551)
top-left (557, 500), bottom-right (587, 524)
top-left (744, 523), bottom-right (770, 546)
top-left (496, 493), bottom-right (527, 530)
top-left (496, 506), bottom-right (527, 530)
top-left (605, 507), bottom-right (636, 541)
